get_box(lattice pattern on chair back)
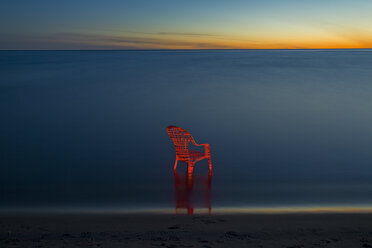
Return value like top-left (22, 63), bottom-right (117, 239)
top-left (167, 126), bottom-right (193, 162)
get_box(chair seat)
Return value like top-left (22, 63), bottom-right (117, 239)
top-left (188, 150), bottom-right (207, 162)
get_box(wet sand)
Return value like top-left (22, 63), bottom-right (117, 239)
top-left (1, 213), bottom-right (372, 247)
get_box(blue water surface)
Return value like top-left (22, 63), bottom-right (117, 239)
top-left (1, 50), bottom-right (372, 212)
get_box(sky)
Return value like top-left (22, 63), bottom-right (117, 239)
top-left (1, 0), bottom-right (372, 49)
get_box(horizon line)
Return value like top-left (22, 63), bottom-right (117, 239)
top-left (2, 48), bottom-right (372, 52)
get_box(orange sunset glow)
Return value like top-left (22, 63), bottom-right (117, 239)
top-left (2, 1), bottom-right (372, 49)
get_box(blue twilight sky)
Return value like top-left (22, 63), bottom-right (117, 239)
top-left (1, 0), bottom-right (372, 49)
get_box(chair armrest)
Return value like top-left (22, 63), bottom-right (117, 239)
top-left (193, 143), bottom-right (209, 147)
top-left (191, 140), bottom-right (210, 154)
top-left (191, 138), bottom-right (209, 147)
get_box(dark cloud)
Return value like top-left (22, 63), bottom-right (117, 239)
top-left (156, 32), bottom-right (222, 37)
top-left (0, 32), bottom-right (246, 49)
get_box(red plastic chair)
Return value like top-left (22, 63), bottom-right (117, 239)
top-left (167, 126), bottom-right (212, 174)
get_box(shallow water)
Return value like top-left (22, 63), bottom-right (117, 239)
top-left (1, 50), bottom-right (372, 213)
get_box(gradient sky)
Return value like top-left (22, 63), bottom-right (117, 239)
top-left (1, 0), bottom-right (372, 49)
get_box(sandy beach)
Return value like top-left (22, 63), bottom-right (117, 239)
top-left (1, 213), bottom-right (372, 247)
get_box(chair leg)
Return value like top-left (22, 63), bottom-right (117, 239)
top-left (187, 162), bottom-right (194, 174)
top-left (174, 159), bottom-right (178, 171)
top-left (208, 157), bottom-right (212, 172)
top-left (188, 207), bottom-right (194, 215)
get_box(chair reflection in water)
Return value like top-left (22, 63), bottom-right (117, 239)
top-left (174, 171), bottom-right (212, 215)
top-left (167, 126), bottom-right (212, 174)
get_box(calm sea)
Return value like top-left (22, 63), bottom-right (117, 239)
top-left (1, 50), bottom-right (372, 213)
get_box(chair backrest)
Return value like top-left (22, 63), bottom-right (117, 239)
top-left (167, 126), bottom-right (194, 160)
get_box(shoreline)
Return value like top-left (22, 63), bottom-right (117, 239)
top-left (3, 205), bottom-right (372, 215)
